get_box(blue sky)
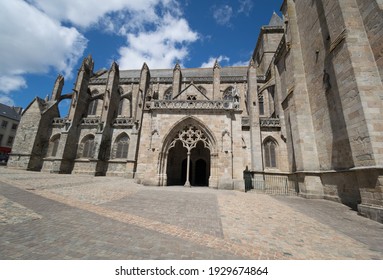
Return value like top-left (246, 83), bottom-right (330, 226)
top-left (0, 0), bottom-right (282, 112)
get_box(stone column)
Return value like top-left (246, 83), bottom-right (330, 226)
top-left (285, 0), bottom-right (323, 198)
top-left (172, 63), bottom-right (182, 96)
top-left (184, 151), bottom-right (191, 187)
top-left (213, 60), bottom-right (220, 100)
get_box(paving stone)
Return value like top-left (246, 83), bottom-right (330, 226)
top-left (0, 167), bottom-right (382, 260)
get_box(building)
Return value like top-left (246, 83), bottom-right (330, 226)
top-left (0, 103), bottom-right (22, 162)
top-left (8, 0), bottom-right (383, 223)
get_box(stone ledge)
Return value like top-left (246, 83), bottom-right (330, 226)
top-left (358, 204), bottom-right (383, 224)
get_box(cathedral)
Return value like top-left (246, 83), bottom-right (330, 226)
top-left (8, 0), bottom-right (383, 223)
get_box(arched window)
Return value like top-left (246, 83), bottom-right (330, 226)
top-left (223, 86), bottom-right (234, 101)
top-left (118, 100), bottom-right (124, 115)
top-left (164, 87), bottom-right (173, 100)
top-left (48, 135), bottom-right (60, 157)
top-left (80, 135), bottom-right (95, 158)
top-left (87, 99), bottom-right (98, 116)
top-left (258, 94), bottom-right (264, 115)
top-left (113, 134), bottom-right (130, 159)
top-left (118, 96), bottom-right (132, 117)
top-left (264, 138), bottom-right (277, 168)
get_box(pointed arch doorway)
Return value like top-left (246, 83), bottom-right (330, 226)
top-left (165, 124), bottom-right (212, 187)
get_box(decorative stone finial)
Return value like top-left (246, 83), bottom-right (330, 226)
top-left (110, 61), bottom-right (119, 72)
top-left (213, 59), bottom-right (221, 70)
top-left (174, 62), bottom-right (181, 72)
top-left (142, 62), bottom-right (149, 72)
top-left (80, 54), bottom-right (94, 73)
top-left (249, 58), bottom-right (256, 68)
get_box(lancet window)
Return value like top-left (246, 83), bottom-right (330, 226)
top-left (164, 87), bottom-right (173, 100)
top-left (113, 134), bottom-right (130, 159)
top-left (264, 138), bottom-right (277, 168)
top-left (88, 99), bottom-right (98, 116)
top-left (80, 135), bottom-right (95, 158)
top-left (48, 135), bottom-right (60, 157)
top-left (223, 86), bottom-right (235, 101)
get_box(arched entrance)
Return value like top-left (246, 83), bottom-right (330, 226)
top-left (165, 123), bottom-right (212, 187)
top-left (166, 141), bottom-right (187, 185)
top-left (191, 141), bottom-right (210, 186)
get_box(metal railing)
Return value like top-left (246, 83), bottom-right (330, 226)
top-left (247, 173), bottom-right (299, 196)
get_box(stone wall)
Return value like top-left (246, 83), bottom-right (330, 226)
top-left (276, 0), bottom-right (383, 221)
top-left (135, 109), bottom-right (246, 190)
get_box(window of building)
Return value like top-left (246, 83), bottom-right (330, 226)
top-left (264, 139), bottom-right (277, 168)
top-left (81, 135), bottom-right (95, 158)
top-left (258, 94), bottom-right (264, 115)
top-left (7, 136), bottom-right (14, 146)
top-left (117, 100), bottom-right (124, 116)
top-left (1, 120), bottom-right (8, 129)
top-left (87, 99), bottom-right (98, 116)
top-left (223, 87), bottom-right (234, 101)
top-left (0, 134), bottom-right (3, 144)
top-left (11, 123), bottom-right (18, 130)
top-left (48, 135), bottom-right (60, 157)
top-left (114, 134), bottom-right (129, 159)
top-left (164, 87), bottom-right (173, 100)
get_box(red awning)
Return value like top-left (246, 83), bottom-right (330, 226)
top-left (0, 147), bottom-right (11, 153)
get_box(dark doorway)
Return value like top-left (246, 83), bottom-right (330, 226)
top-left (194, 159), bottom-right (207, 186)
top-left (167, 140), bottom-right (210, 187)
top-left (190, 141), bottom-right (210, 186)
top-left (166, 141), bottom-right (187, 185)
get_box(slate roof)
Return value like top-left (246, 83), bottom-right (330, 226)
top-left (93, 66), bottom-right (248, 81)
top-left (0, 103), bottom-right (22, 121)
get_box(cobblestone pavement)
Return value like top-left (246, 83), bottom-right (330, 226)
top-left (0, 167), bottom-right (382, 260)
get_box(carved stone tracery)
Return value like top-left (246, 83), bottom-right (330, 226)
top-left (169, 125), bottom-right (211, 152)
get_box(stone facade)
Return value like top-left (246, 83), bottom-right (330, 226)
top-left (8, 0), bottom-right (383, 222)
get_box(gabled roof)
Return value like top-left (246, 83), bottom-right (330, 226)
top-left (268, 12), bottom-right (283, 27)
top-left (0, 103), bottom-right (22, 121)
top-left (173, 82), bottom-right (210, 100)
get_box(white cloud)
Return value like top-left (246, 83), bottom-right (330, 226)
top-left (232, 60), bottom-right (249, 66)
top-left (0, 95), bottom-right (15, 107)
top-left (0, 76), bottom-right (27, 94)
top-left (118, 13), bottom-right (198, 69)
top-left (0, 0), bottom-right (199, 103)
top-left (0, 0), bottom-right (87, 94)
top-left (200, 55), bottom-right (230, 68)
top-left (238, 0), bottom-right (254, 16)
top-left (28, 0), bottom-right (159, 28)
top-left (200, 56), bottom-right (250, 68)
top-left (212, 0), bottom-right (254, 26)
top-left (212, 5), bottom-right (233, 26)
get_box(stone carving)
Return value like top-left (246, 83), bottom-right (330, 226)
top-left (150, 129), bottom-right (160, 150)
top-left (169, 125), bottom-right (211, 151)
top-left (260, 117), bottom-right (281, 128)
top-left (222, 129), bottom-right (231, 153)
top-left (113, 117), bottom-right (134, 127)
top-left (149, 100), bottom-right (239, 110)
top-left (81, 117), bottom-right (101, 126)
